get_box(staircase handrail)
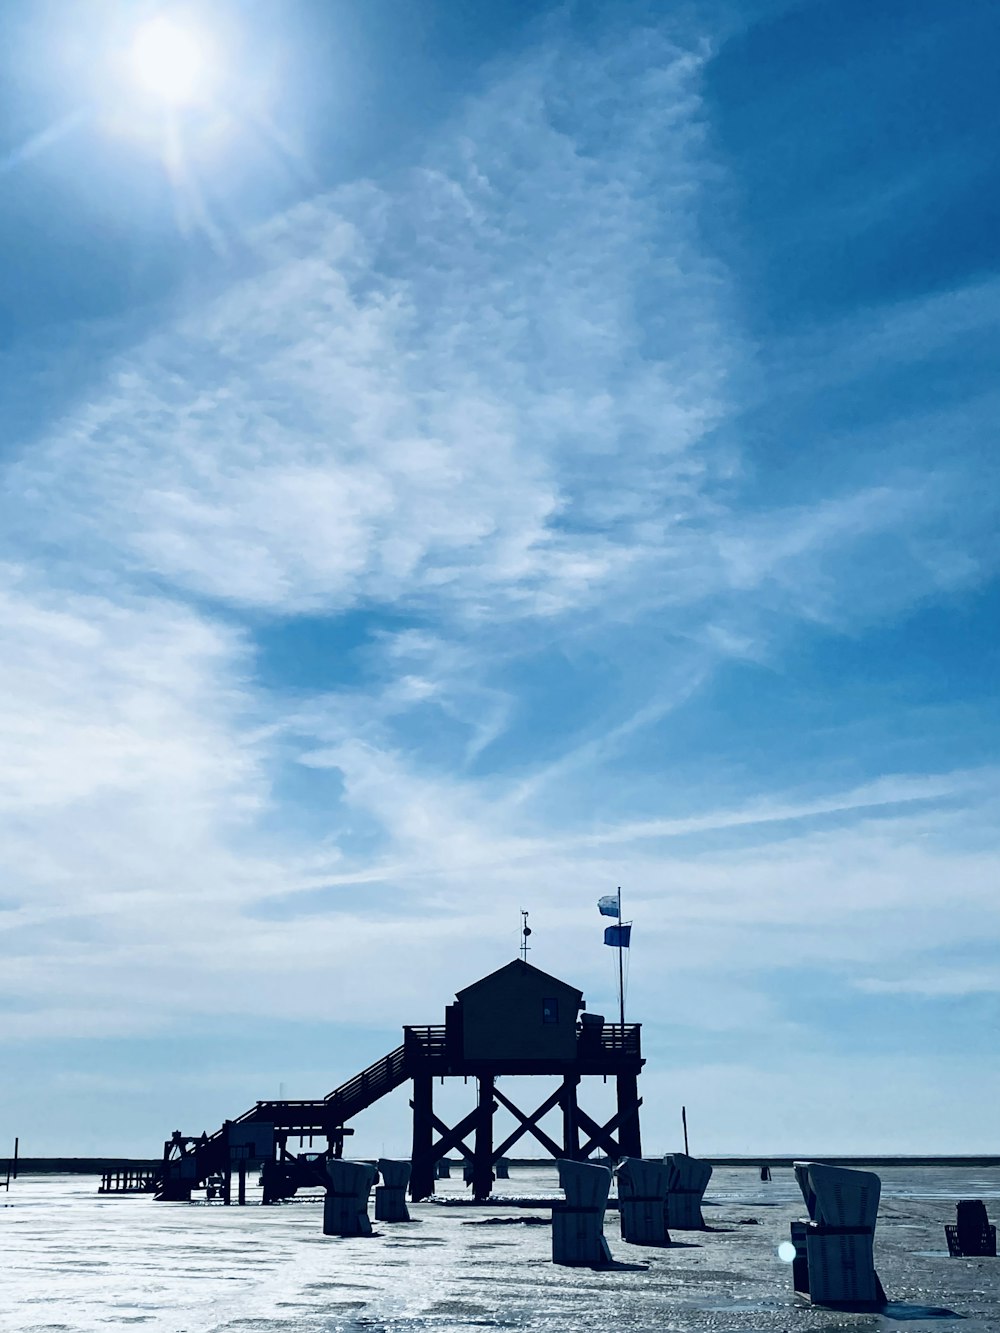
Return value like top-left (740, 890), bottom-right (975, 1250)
top-left (323, 1043), bottom-right (408, 1116)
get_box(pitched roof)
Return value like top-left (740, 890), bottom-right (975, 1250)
top-left (455, 958), bottom-right (583, 1001)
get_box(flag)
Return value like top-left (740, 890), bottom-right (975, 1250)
top-left (603, 924), bottom-right (631, 948)
top-left (597, 894), bottom-right (620, 918)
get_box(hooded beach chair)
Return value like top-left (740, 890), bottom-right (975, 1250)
top-left (552, 1159), bottom-right (613, 1266)
top-left (374, 1159), bottom-right (411, 1222)
top-left (663, 1152), bottom-right (712, 1229)
top-left (789, 1161), bottom-right (886, 1308)
top-left (616, 1157), bottom-right (671, 1245)
top-left (324, 1159), bottom-right (377, 1237)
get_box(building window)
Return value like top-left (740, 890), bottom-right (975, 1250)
top-left (542, 997), bottom-right (559, 1024)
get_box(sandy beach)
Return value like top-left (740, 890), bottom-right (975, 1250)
top-left (3, 1164), bottom-right (999, 1332)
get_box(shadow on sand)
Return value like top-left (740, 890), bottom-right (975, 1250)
top-left (881, 1304), bottom-right (964, 1322)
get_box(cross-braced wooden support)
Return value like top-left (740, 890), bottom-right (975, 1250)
top-left (409, 1077), bottom-right (499, 1201)
top-left (408, 1070), bottom-right (643, 1200)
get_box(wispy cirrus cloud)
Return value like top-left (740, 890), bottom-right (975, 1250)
top-left (7, 17), bottom-right (993, 645)
top-left (6, 27), bottom-right (731, 623)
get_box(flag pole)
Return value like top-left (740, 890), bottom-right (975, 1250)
top-left (617, 885), bottom-right (625, 1033)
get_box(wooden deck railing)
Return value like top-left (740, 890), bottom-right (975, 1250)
top-left (592, 1023), bottom-right (641, 1056)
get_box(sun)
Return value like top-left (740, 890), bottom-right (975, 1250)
top-left (129, 16), bottom-right (210, 106)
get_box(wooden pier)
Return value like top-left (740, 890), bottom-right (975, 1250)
top-left (99, 1168), bottom-right (159, 1194)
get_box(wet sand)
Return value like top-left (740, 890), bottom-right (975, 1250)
top-left (3, 1165), bottom-right (999, 1332)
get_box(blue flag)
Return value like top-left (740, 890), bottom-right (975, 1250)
top-left (604, 924), bottom-right (631, 948)
top-left (597, 894), bottom-right (620, 918)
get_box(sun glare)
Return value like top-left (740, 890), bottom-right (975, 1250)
top-left (129, 17), bottom-right (209, 106)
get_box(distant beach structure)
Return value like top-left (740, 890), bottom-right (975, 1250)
top-left (1, 1137), bottom-right (16, 1192)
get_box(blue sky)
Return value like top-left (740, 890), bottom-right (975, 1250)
top-left (1, 0), bottom-right (998, 1158)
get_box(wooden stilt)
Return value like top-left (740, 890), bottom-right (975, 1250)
top-left (561, 1074), bottom-right (581, 1160)
top-left (221, 1121), bottom-right (232, 1204)
top-left (615, 1072), bottom-right (642, 1160)
top-left (409, 1073), bottom-right (435, 1200)
top-left (472, 1075), bottom-right (495, 1201)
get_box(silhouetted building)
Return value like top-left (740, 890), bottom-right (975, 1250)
top-left (152, 957), bottom-right (644, 1206)
top-left (453, 960), bottom-right (584, 1062)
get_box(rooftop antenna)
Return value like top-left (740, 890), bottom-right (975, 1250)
top-left (520, 910), bottom-right (531, 962)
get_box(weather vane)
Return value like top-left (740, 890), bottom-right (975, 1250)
top-left (520, 909), bottom-right (531, 961)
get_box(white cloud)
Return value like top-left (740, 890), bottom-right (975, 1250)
top-left (0, 564), bottom-right (257, 819)
top-left (4, 565), bottom-right (992, 1042)
top-left (4, 27), bottom-right (732, 624)
top-left (7, 19), bottom-right (991, 648)
top-left (241, 735), bottom-right (1000, 1025)
top-left (857, 972), bottom-right (1000, 997)
top-left (0, 570), bottom-right (292, 1039)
